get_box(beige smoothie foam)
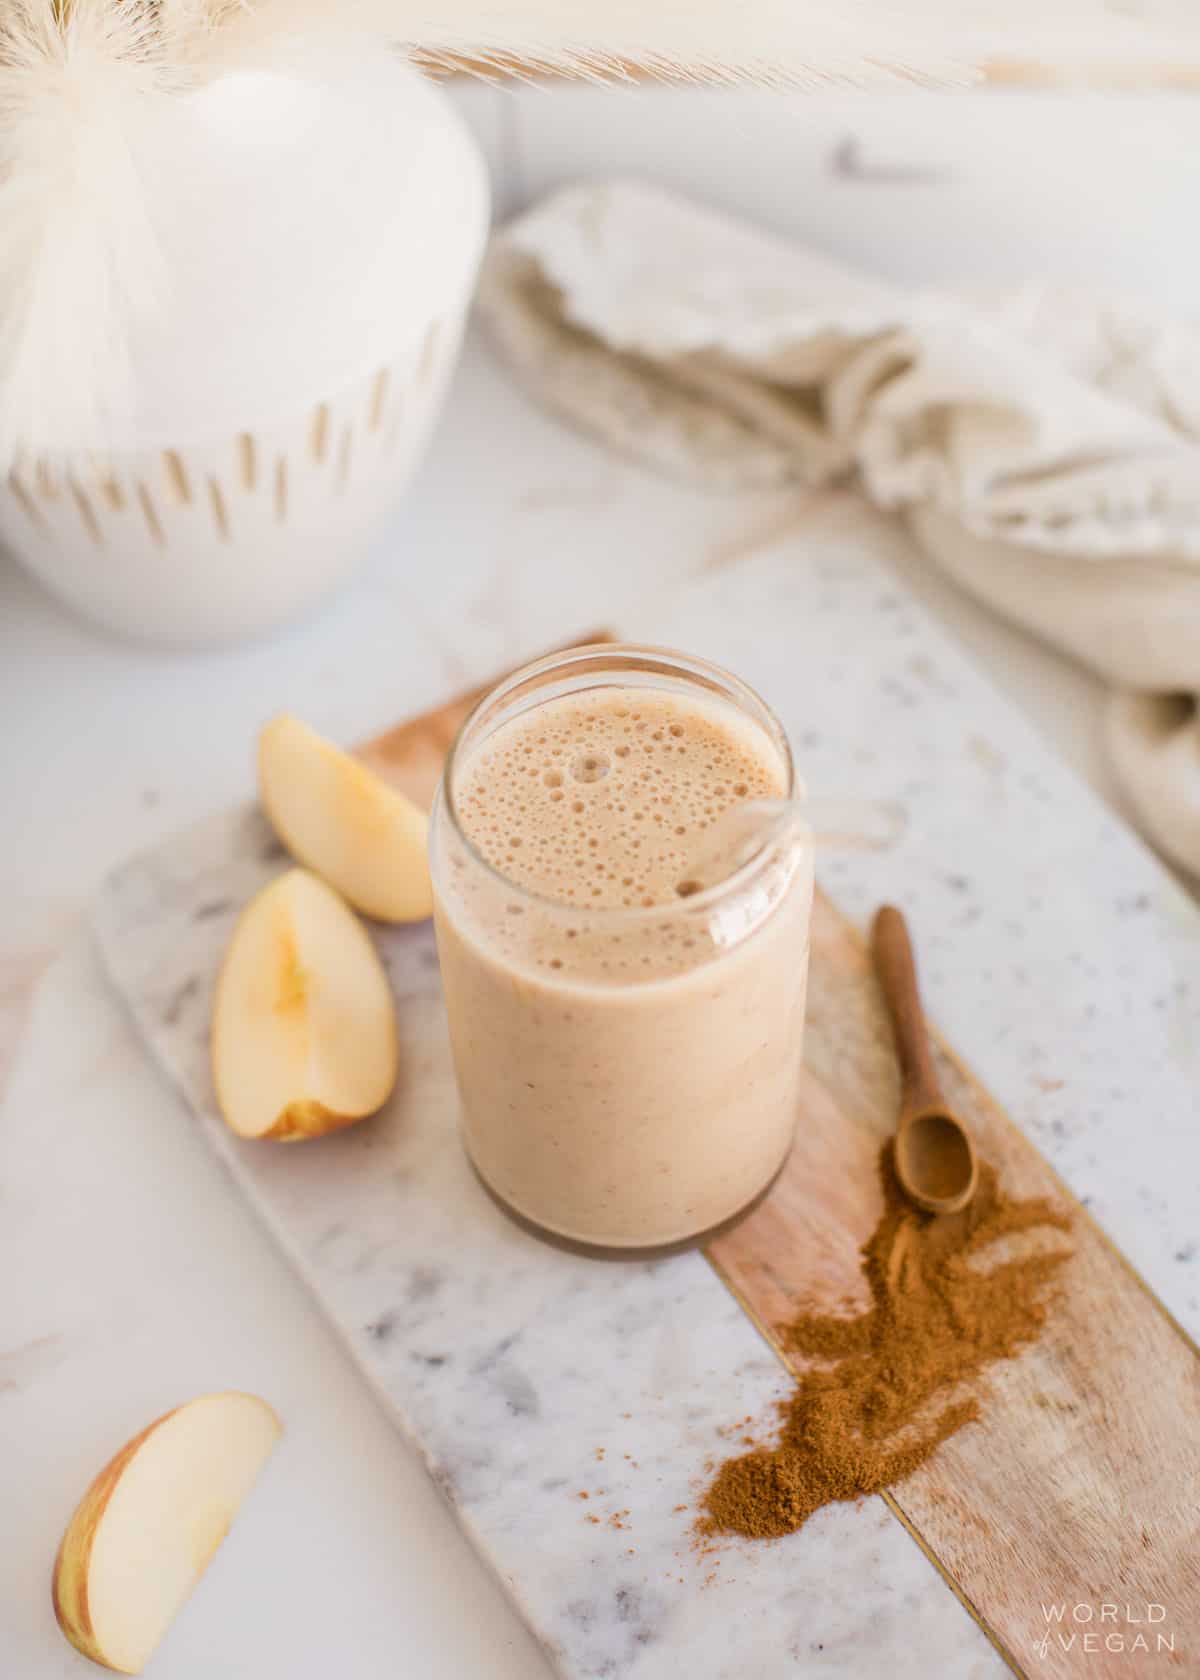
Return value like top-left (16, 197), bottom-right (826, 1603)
top-left (452, 686), bottom-right (786, 970)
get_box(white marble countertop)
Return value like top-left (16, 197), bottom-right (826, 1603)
top-left (3, 84), bottom-right (1200, 1680)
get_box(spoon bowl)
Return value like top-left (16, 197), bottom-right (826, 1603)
top-left (894, 1105), bottom-right (979, 1217)
top-left (870, 905), bottom-right (979, 1217)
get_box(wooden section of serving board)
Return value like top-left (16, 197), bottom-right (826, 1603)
top-left (708, 924), bottom-right (1200, 1677)
top-left (361, 662), bottom-right (1200, 1680)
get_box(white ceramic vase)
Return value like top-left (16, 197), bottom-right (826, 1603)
top-left (0, 56), bottom-right (489, 644)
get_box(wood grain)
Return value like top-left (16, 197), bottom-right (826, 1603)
top-left (359, 650), bottom-right (1200, 1680)
top-left (708, 895), bottom-right (1200, 1679)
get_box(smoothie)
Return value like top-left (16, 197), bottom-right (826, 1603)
top-left (431, 653), bottom-right (812, 1249)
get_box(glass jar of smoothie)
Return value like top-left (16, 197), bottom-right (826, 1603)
top-left (429, 644), bottom-right (813, 1253)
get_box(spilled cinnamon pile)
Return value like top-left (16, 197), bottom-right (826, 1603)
top-left (702, 1144), bottom-right (1072, 1540)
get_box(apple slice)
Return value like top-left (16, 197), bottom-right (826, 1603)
top-left (258, 713), bottom-right (432, 922)
top-left (212, 868), bottom-right (398, 1141)
top-left (52, 1391), bottom-right (281, 1674)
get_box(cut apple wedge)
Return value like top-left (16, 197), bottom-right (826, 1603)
top-left (258, 713), bottom-right (432, 922)
top-left (212, 867), bottom-right (398, 1141)
top-left (52, 1391), bottom-right (281, 1674)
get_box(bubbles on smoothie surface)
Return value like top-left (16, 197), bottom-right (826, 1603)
top-left (454, 687), bottom-right (783, 912)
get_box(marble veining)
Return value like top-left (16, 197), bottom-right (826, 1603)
top-left (92, 511), bottom-right (1200, 1678)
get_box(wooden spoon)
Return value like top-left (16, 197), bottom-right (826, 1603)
top-left (870, 904), bottom-right (979, 1216)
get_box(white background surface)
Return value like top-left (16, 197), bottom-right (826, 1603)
top-left (2, 83), bottom-right (1197, 1680)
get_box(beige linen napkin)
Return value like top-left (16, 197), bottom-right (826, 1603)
top-left (478, 180), bottom-right (1200, 877)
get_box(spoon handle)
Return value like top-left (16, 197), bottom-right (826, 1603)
top-left (870, 905), bottom-right (944, 1115)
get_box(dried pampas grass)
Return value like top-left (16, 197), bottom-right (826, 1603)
top-left (0, 1), bottom-right (179, 467)
top-left (0, 0), bottom-right (1196, 465)
top-left (197, 0), bottom-right (977, 88)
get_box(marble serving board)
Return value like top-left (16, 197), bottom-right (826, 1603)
top-left (92, 522), bottom-right (1200, 1679)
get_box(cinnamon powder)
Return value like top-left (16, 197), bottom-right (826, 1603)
top-left (701, 1143), bottom-right (1072, 1540)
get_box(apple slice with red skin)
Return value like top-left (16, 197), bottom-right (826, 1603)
top-left (53, 1392), bottom-right (281, 1674)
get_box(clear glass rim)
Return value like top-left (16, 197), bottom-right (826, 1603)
top-left (438, 641), bottom-right (798, 926)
